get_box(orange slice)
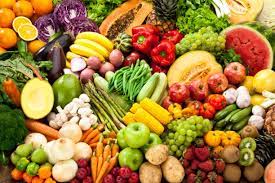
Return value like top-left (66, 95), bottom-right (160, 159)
top-left (12, 16), bottom-right (32, 32)
top-left (18, 24), bottom-right (38, 41)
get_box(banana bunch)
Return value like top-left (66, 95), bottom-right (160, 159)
top-left (66, 32), bottom-right (114, 62)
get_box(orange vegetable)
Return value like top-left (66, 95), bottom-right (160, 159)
top-left (221, 131), bottom-right (241, 146)
top-left (89, 134), bottom-right (101, 144)
top-left (111, 142), bottom-right (119, 157)
top-left (108, 131), bottom-right (116, 138)
top-left (91, 152), bottom-right (98, 183)
top-left (84, 129), bottom-right (100, 143)
top-left (105, 153), bottom-right (118, 177)
top-left (204, 131), bottom-right (222, 147)
top-left (23, 172), bottom-right (33, 183)
top-left (103, 144), bottom-right (111, 162)
top-left (2, 78), bottom-right (21, 107)
top-left (45, 135), bottom-right (55, 142)
top-left (38, 163), bottom-right (52, 179)
top-left (25, 120), bottom-right (59, 139)
top-left (31, 176), bottom-right (43, 183)
top-left (44, 177), bottom-right (56, 183)
top-left (96, 157), bottom-right (111, 183)
top-left (11, 168), bottom-right (23, 181)
top-left (97, 156), bottom-right (103, 176)
top-left (81, 128), bottom-right (94, 141)
top-left (96, 136), bottom-right (104, 158)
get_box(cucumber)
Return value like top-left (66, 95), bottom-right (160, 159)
top-left (225, 124), bottom-right (233, 131)
top-left (224, 109), bottom-right (242, 122)
top-left (232, 116), bottom-right (250, 131)
top-left (150, 73), bottom-right (168, 103)
top-left (214, 104), bottom-right (237, 121)
top-left (93, 73), bottom-right (108, 91)
top-left (215, 119), bottom-right (227, 128)
top-left (230, 106), bottom-right (252, 123)
top-left (136, 73), bottom-right (159, 102)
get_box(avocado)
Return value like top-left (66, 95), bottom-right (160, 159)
top-left (53, 74), bottom-right (82, 108)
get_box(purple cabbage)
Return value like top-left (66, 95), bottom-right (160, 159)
top-left (34, 14), bottom-right (60, 42)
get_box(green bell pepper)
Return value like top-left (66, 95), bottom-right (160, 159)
top-left (16, 157), bottom-right (30, 171)
top-left (26, 162), bottom-right (40, 176)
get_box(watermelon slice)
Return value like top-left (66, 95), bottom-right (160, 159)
top-left (222, 25), bottom-right (274, 76)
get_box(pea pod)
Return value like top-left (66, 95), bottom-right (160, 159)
top-left (215, 119), bottom-right (227, 128)
top-left (214, 104), bottom-right (237, 121)
top-left (230, 106), bottom-right (252, 123)
top-left (224, 109), bottom-right (242, 122)
top-left (232, 116), bottom-right (250, 131)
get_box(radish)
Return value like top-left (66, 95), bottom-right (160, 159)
top-left (99, 62), bottom-right (115, 76)
top-left (87, 56), bottom-right (102, 70)
top-left (109, 49), bottom-right (124, 67)
top-left (80, 68), bottom-right (95, 83)
top-left (71, 57), bottom-right (86, 72)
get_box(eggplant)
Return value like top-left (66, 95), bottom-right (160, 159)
top-left (47, 43), bottom-right (66, 83)
top-left (35, 33), bottom-right (73, 61)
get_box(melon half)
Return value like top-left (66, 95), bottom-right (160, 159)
top-left (222, 25), bottom-right (273, 76)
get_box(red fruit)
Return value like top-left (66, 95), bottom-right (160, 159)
top-left (206, 94), bottom-right (227, 111)
top-left (215, 159), bottom-right (225, 174)
top-left (207, 73), bottom-right (228, 94)
top-left (197, 170), bottom-right (207, 180)
top-left (191, 159), bottom-right (200, 170)
top-left (199, 103), bottom-right (216, 119)
top-left (184, 147), bottom-right (194, 161)
top-left (116, 176), bottom-right (127, 183)
top-left (128, 172), bottom-right (139, 183)
top-left (76, 168), bottom-right (88, 180)
top-left (123, 51), bottom-right (141, 67)
top-left (111, 167), bottom-right (120, 177)
top-left (186, 101), bottom-right (202, 115)
top-left (70, 179), bottom-right (80, 183)
top-left (118, 167), bottom-right (132, 179)
top-left (186, 167), bottom-right (195, 175)
top-left (162, 96), bottom-right (174, 110)
top-left (224, 62), bottom-right (246, 84)
top-left (77, 159), bottom-right (89, 168)
top-left (189, 79), bottom-right (209, 101)
top-left (182, 159), bottom-right (190, 168)
top-left (169, 82), bottom-right (190, 103)
top-left (86, 166), bottom-right (91, 176)
top-left (216, 175), bottom-right (224, 183)
top-left (194, 146), bottom-right (210, 162)
top-left (151, 62), bottom-right (169, 74)
top-left (83, 177), bottom-right (92, 183)
top-left (187, 173), bottom-right (197, 183)
top-left (103, 174), bottom-right (116, 183)
top-left (198, 160), bottom-right (214, 172)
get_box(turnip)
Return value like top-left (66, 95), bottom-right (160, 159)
top-left (73, 142), bottom-right (92, 161)
top-left (99, 62), bottom-right (115, 76)
top-left (51, 138), bottom-right (76, 161)
top-left (59, 123), bottom-right (82, 143)
top-left (109, 49), bottom-right (124, 67)
top-left (52, 159), bottom-right (78, 182)
top-left (24, 133), bottom-right (47, 149)
top-left (80, 68), bottom-right (95, 84)
top-left (71, 57), bottom-right (87, 72)
top-left (87, 56), bottom-right (102, 70)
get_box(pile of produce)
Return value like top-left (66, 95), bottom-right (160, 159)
top-left (0, 0), bottom-right (275, 182)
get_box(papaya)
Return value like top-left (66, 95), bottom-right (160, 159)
top-left (167, 51), bottom-right (222, 86)
top-left (99, 0), bottom-right (153, 40)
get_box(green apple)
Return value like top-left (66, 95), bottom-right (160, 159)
top-left (142, 133), bottom-right (162, 152)
top-left (10, 152), bottom-right (21, 165)
top-left (119, 147), bottom-right (143, 171)
top-left (117, 128), bottom-right (128, 149)
top-left (125, 123), bottom-right (150, 148)
top-left (15, 144), bottom-right (33, 157)
top-left (31, 148), bottom-right (48, 164)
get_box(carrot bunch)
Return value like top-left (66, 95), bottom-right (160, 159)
top-left (91, 139), bottom-right (119, 183)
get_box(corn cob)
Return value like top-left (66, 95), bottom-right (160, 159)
top-left (123, 112), bottom-right (136, 125)
top-left (130, 103), bottom-right (141, 113)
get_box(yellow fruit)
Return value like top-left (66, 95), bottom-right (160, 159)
top-left (12, 16), bottom-right (32, 32)
top-left (241, 76), bottom-right (255, 94)
top-left (253, 69), bottom-right (275, 93)
top-left (18, 24), bottom-right (38, 41)
top-left (28, 40), bottom-right (46, 54)
top-left (251, 94), bottom-right (266, 106)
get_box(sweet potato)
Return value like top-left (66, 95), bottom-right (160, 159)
top-left (161, 156), bottom-right (185, 183)
top-left (139, 162), bottom-right (162, 183)
top-left (145, 144), bottom-right (168, 165)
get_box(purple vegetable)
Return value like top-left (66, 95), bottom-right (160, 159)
top-left (87, 56), bottom-right (102, 70)
top-left (99, 62), bottom-right (115, 76)
top-left (80, 68), bottom-right (95, 84)
top-left (34, 14), bottom-right (60, 42)
top-left (109, 49), bottom-right (124, 68)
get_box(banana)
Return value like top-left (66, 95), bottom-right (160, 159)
top-left (70, 44), bottom-right (105, 61)
top-left (66, 51), bottom-right (87, 61)
top-left (76, 32), bottom-right (114, 52)
top-left (75, 39), bottom-right (110, 58)
top-left (150, 73), bottom-right (168, 103)
top-left (136, 73), bottom-right (159, 102)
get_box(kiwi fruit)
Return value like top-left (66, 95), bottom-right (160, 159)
top-left (223, 164), bottom-right (241, 182)
top-left (222, 145), bottom-right (240, 163)
top-left (239, 137), bottom-right (257, 151)
top-left (243, 160), bottom-right (264, 182)
top-left (239, 148), bottom-right (255, 166)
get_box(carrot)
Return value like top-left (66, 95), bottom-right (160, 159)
top-left (103, 138), bottom-right (113, 144)
top-left (108, 131), bottom-right (116, 138)
top-left (104, 153), bottom-right (119, 177)
top-left (97, 155), bottom-right (103, 176)
top-left (25, 120), bottom-right (59, 139)
top-left (45, 135), bottom-right (55, 142)
top-left (11, 168), bottom-right (23, 181)
top-left (89, 133), bottom-right (101, 144)
top-left (38, 163), bottom-right (52, 179)
top-left (111, 142), bottom-right (119, 157)
top-left (81, 128), bottom-right (94, 141)
top-left (91, 152), bottom-right (98, 183)
top-left (96, 157), bottom-right (111, 183)
top-left (103, 144), bottom-right (111, 162)
top-left (96, 136), bottom-right (104, 157)
top-left (26, 63), bottom-right (43, 80)
top-left (84, 129), bottom-right (100, 143)
top-left (23, 172), bottom-right (33, 183)
top-left (89, 142), bottom-right (99, 148)
top-left (2, 78), bottom-right (21, 107)
top-left (44, 177), bottom-right (56, 183)
top-left (31, 176), bottom-right (44, 183)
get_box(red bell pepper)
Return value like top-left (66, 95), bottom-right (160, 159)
top-left (187, 101), bottom-right (202, 115)
top-left (206, 94), bottom-right (227, 111)
top-left (150, 62), bottom-right (169, 74)
top-left (132, 31), bottom-right (159, 55)
top-left (132, 24), bottom-right (160, 36)
top-left (162, 30), bottom-right (184, 44)
top-left (199, 103), bottom-right (216, 119)
top-left (150, 40), bottom-right (176, 67)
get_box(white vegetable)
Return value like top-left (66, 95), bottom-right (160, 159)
top-left (49, 120), bottom-right (59, 129)
top-left (223, 88), bottom-right (238, 104)
top-left (43, 141), bottom-right (57, 164)
top-left (72, 98), bottom-right (84, 106)
top-left (52, 159), bottom-right (78, 182)
top-left (262, 90), bottom-right (275, 99)
top-left (69, 116), bottom-right (80, 124)
top-left (47, 112), bottom-right (56, 121)
top-left (89, 114), bottom-right (98, 125)
top-left (59, 123), bottom-right (82, 143)
top-left (79, 117), bottom-right (92, 131)
top-left (73, 142), bottom-right (92, 161)
top-left (261, 99), bottom-right (275, 109)
top-left (70, 57), bottom-right (87, 72)
top-left (64, 102), bottom-right (74, 113)
top-left (248, 115), bottom-right (264, 130)
top-left (79, 94), bottom-right (90, 103)
top-left (236, 86), bottom-right (251, 108)
top-left (25, 133), bottom-right (47, 149)
top-left (78, 107), bottom-right (93, 116)
top-left (252, 105), bottom-right (266, 117)
top-left (51, 138), bottom-right (76, 162)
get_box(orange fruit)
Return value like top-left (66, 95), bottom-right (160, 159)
top-left (28, 40), bottom-right (45, 54)
top-left (18, 24), bottom-right (38, 41)
top-left (31, 0), bottom-right (53, 16)
top-left (13, 0), bottom-right (33, 18)
top-left (0, 0), bottom-right (16, 9)
top-left (12, 16), bottom-right (32, 32)
top-left (0, 28), bottom-right (17, 49)
top-left (0, 8), bottom-right (15, 28)
top-left (0, 47), bottom-right (6, 54)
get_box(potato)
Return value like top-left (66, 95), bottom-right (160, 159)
top-left (145, 144), bottom-right (169, 165)
top-left (139, 162), bottom-right (162, 183)
top-left (161, 156), bottom-right (185, 183)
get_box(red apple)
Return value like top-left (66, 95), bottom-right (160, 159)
top-left (224, 62), bottom-right (246, 84)
top-left (189, 79), bottom-right (209, 101)
top-left (162, 96), bottom-right (174, 109)
top-left (169, 82), bottom-right (190, 103)
top-left (207, 73), bottom-right (228, 94)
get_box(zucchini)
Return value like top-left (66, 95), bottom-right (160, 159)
top-left (136, 73), bottom-right (159, 102)
top-left (225, 123), bottom-right (233, 131)
top-left (150, 73), bottom-right (168, 103)
top-left (224, 109), bottom-right (241, 122)
top-left (230, 106), bottom-right (252, 123)
top-left (215, 119), bottom-right (227, 128)
top-left (93, 73), bottom-right (108, 91)
top-left (214, 104), bottom-right (237, 121)
top-left (232, 116), bottom-right (250, 131)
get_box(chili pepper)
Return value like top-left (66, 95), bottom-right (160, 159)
top-left (168, 103), bottom-right (183, 119)
top-left (151, 40), bottom-right (176, 67)
top-left (16, 157), bottom-right (30, 171)
top-left (206, 94), bottom-right (227, 111)
top-left (199, 103), bottom-right (216, 119)
top-left (187, 101), bottom-right (202, 115)
top-left (162, 30), bottom-right (184, 44)
top-left (132, 24), bottom-right (160, 36)
top-left (26, 162), bottom-right (39, 176)
top-left (150, 62), bottom-right (168, 74)
top-left (132, 31), bottom-right (159, 55)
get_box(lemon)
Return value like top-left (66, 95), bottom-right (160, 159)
top-left (241, 76), bottom-right (254, 94)
top-left (251, 94), bottom-right (266, 106)
top-left (18, 24), bottom-right (38, 41)
top-left (12, 16), bottom-right (32, 32)
top-left (253, 69), bottom-right (275, 93)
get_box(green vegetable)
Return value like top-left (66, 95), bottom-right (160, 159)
top-left (177, 0), bottom-right (211, 17)
top-left (215, 119), bottom-right (227, 129)
top-left (16, 157), bottom-right (30, 171)
top-left (0, 151), bottom-right (9, 166)
top-left (216, 49), bottom-right (241, 67)
top-left (214, 104), bottom-right (238, 121)
top-left (224, 109), bottom-right (242, 123)
top-left (225, 123), bottom-right (233, 131)
top-left (26, 162), bottom-right (40, 176)
top-left (230, 106), bottom-right (252, 123)
top-left (136, 73), bottom-right (159, 102)
top-left (233, 116), bottom-right (250, 131)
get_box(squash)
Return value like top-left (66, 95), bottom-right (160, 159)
top-left (221, 131), bottom-right (241, 146)
top-left (213, 146), bottom-right (224, 157)
top-left (204, 131), bottom-right (222, 147)
top-left (99, 0), bottom-right (153, 40)
top-left (167, 51), bottom-right (222, 86)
